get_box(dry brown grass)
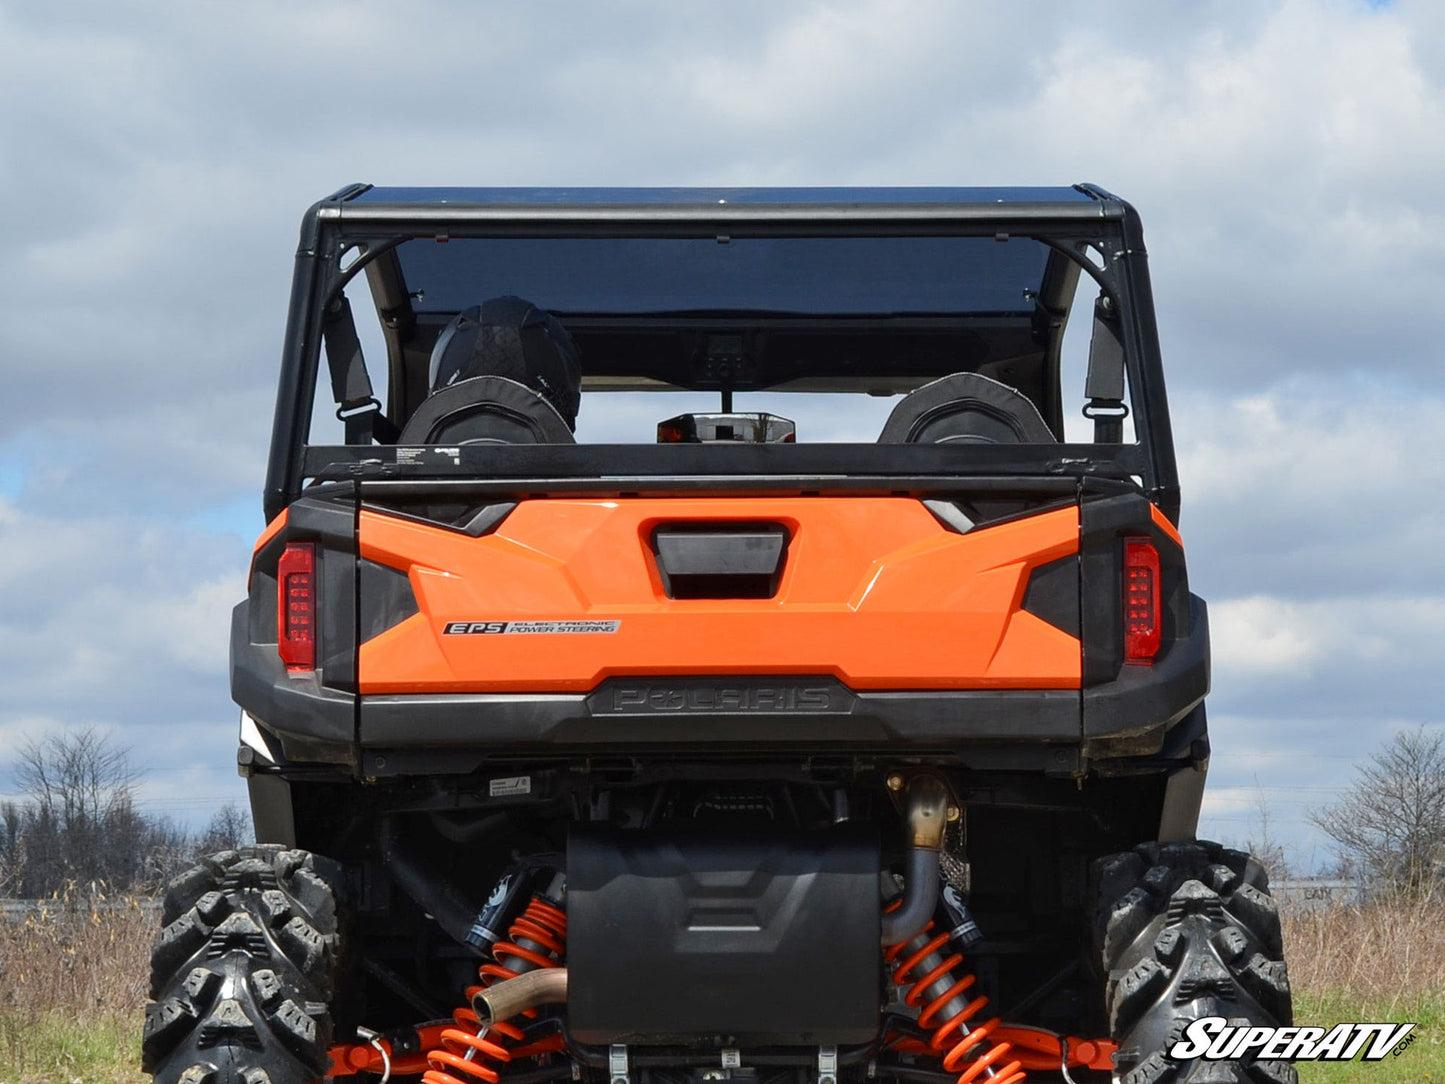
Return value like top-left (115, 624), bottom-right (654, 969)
top-left (1280, 899), bottom-right (1445, 1082)
top-left (1282, 895), bottom-right (1445, 1018)
top-left (0, 893), bottom-right (154, 1083)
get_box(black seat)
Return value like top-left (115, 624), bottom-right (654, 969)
top-left (878, 372), bottom-right (1055, 444)
top-left (397, 375), bottom-right (576, 445)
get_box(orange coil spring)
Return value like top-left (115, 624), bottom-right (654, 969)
top-left (423, 895), bottom-right (568, 1084)
top-left (885, 919), bottom-right (1025, 1084)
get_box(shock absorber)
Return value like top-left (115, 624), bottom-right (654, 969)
top-left (424, 872), bottom-right (568, 1084)
top-left (885, 897), bottom-right (1024, 1084)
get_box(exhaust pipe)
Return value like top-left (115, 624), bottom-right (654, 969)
top-left (472, 967), bottom-right (569, 1025)
top-left (880, 774), bottom-right (950, 945)
top-left (379, 815), bottom-right (484, 953)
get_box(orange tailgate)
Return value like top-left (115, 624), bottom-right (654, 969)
top-left (358, 499), bottom-right (1080, 694)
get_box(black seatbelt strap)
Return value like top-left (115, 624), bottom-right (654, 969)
top-left (322, 296), bottom-right (398, 444)
top-left (1083, 293), bottom-right (1129, 444)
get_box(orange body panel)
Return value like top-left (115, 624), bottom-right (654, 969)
top-left (1149, 502), bottom-right (1183, 548)
top-left (357, 499), bottom-right (1081, 694)
top-left (253, 508), bottom-right (289, 554)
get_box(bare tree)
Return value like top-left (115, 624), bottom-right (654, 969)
top-left (197, 802), bottom-right (254, 856)
top-left (0, 799), bottom-right (22, 893)
top-left (1311, 727), bottom-right (1445, 897)
top-left (11, 727), bottom-right (151, 895)
top-left (15, 726), bottom-right (138, 820)
top-left (142, 816), bottom-right (205, 894)
top-left (1245, 782), bottom-right (1291, 880)
top-left (3, 727), bottom-right (242, 896)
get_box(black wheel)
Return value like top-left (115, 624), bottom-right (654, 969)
top-left (1093, 841), bottom-right (1295, 1084)
top-left (143, 845), bottom-right (339, 1084)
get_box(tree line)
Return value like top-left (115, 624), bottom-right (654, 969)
top-left (6, 723), bottom-right (1441, 900)
top-left (0, 727), bottom-right (251, 898)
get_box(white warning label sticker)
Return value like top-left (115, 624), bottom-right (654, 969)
top-left (489, 775), bottom-right (532, 798)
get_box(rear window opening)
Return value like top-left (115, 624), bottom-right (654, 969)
top-left (309, 233), bottom-right (1135, 451)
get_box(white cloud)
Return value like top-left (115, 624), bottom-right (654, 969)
top-left (1171, 378), bottom-right (1445, 604)
top-left (1206, 590), bottom-right (1445, 733)
top-left (0, 501), bottom-right (243, 715)
top-left (1177, 385), bottom-right (1445, 507)
top-left (1211, 590), bottom-right (1445, 677)
top-left (1, 0), bottom-right (1443, 838)
top-left (1210, 596), bottom-right (1326, 677)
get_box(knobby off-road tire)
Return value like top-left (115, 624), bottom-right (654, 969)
top-left (1094, 841), bottom-right (1296, 1084)
top-left (143, 845), bottom-right (339, 1084)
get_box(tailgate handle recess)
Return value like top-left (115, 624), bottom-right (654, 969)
top-left (652, 525), bottom-right (790, 599)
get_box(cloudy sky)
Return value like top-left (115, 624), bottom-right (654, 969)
top-left (2, 0), bottom-right (1441, 869)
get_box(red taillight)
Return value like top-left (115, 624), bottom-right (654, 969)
top-left (277, 542), bottom-right (316, 672)
top-left (1123, 536), bottom-right (1161, 665)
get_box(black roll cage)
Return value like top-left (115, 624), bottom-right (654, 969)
top-left (264, 183), bottom-right (1180, 524)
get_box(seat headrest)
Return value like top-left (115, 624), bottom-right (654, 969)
top-left (878, 372), bottom-right (1056, 444)
top-left (398, 376), bottom-right (576, 446)
top-left (429, 296), bottom-right (582, 429)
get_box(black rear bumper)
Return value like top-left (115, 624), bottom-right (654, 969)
top-left (353, 681), bottom-right (1084, 775)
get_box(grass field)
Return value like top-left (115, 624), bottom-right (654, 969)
top-left (1, 895), bottom-right (1441, 1083)
top-left (1284, 899), bottom-right (1445, 1083)
top-left (0, 897), bottom-right (151, 1084)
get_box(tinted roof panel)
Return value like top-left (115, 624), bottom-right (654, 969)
top-left (349, 185), bottom-right (1095, 206)
top-left (396, 235), bottom-right (1053, 316)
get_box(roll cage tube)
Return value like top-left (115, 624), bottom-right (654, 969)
top-left (262, 185), bottom-right (1181, 525)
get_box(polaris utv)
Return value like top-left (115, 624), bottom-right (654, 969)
top-left (144, 186), bottom-right (1294, 1084)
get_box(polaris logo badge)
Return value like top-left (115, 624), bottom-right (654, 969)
top-left (1169, 1017), bottom-right (1417, 1062)
top-left (443, 620), bottom-right (621, 635)
top-left (603, 684), bottom-right (835, 713)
